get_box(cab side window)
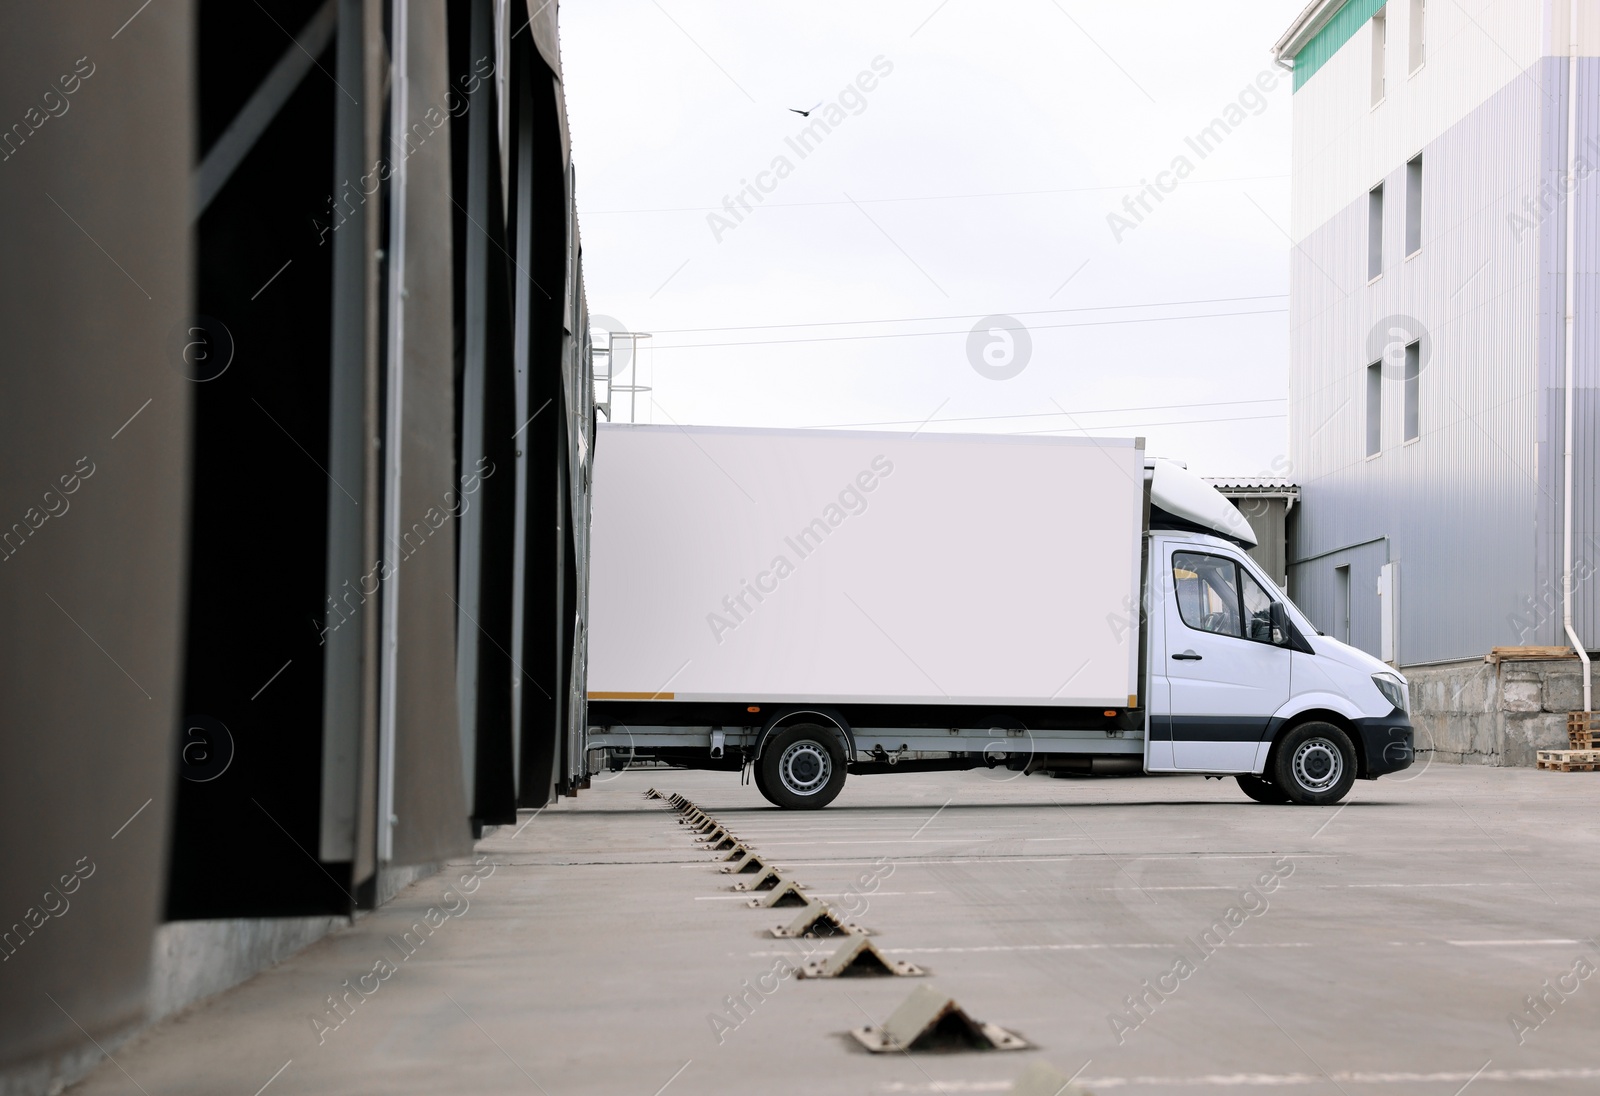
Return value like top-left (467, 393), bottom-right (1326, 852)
top-left (1173, 551), bottom-right (1283, 646)
top-left (1173, 552), bottom-right (1242, 638)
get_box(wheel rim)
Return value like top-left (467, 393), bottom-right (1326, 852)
top-left (778, 740), bottom-right (831, 796)
top-left (1290, 737), bottom-right (1344, 792)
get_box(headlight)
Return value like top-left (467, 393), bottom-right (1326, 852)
top-left (1372, 673), bottom-right (1409, 713)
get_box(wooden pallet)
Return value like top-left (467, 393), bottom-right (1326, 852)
top-left (1486, 646), bottom-right (1575, 664)
top-left (1537, 749), bottom-right (1600, 772)
top-left (1568, 712), bottom-right (1596, 750)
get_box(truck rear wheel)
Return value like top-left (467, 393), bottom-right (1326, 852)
top-left (751, 762), bottom-right (777, 806)
top-left (1270, 722), bottom-right (1356, 805)
top-left (758, 725), bottom-right (847, 809)
top-left (1235, 774), bottom-right (1291, 804)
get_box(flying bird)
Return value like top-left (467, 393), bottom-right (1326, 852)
top-left (789, 102), bottom-right (822, 117)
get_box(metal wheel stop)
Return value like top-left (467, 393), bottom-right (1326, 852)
top-left (731, 865), bottom-right (786, 892)
top-left (745, 879), bottom-right (810, 908)
top-left (799, 936), bottom-right (924, 979)
top-left (721, 851), bottom-right (767, 875)
top-left (848, 985), bottom-right (1027, 1051)
top-left (770, 904), bottom-right (871, 938)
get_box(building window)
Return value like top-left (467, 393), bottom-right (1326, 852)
top-left (1368, 183), bottom-right (1384, 280)
top-left (1409, 0), bottom-right (1426, 71)
top-left (1366, 361), bottom-right (1383, 456)
top-left (1403, 341), bottom-right (1420, 441)
top-left (1371, 6), bottom-right (1387, 105)
top-left (1405, 155), bottom-right (1423, 255)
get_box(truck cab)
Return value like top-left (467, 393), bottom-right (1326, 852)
top-left (1142, 461), bottom-right (1414, 804)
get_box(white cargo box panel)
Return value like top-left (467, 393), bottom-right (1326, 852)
top-left (588, 425), bottom-right (1144, 708)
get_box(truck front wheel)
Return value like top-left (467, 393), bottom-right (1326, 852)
top-left (1270, 722), bottom-right (1356, 805)
top-left (758, 725), bottom-right (847, 809)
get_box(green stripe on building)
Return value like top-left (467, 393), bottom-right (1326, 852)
top-left (1291, 0), bottom-right (1387, 91)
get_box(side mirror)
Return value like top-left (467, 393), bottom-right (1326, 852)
top-left (1268, 601), bottom-right (1289, 646)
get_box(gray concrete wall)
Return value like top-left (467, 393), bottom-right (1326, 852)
top-left (146, 861), bottom-right (439, 1027)
top-left (1, 862), bottom-right (445, 1096)
top-left (1407, 658), bottom-right (1584, 766)
top-left (147, 919), bottom-right (346, 1026)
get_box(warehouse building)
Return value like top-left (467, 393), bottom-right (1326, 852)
top-left (0, 2), bottom-right (591, 1092)
top-left (1272, 0), bottom-right (1598, 764)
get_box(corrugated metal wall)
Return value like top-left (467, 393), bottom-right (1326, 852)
top-left (1292, 0), bottom-right (1388, 91)
top-left (1239, 497), bottom-right (1293, 589)
top-left (1289, 27), bottom-right (1597, 665)
top-left (1535, 55), bottom-right (1600, 656)
top-left (1288, 0), bottom-right (1551, 241)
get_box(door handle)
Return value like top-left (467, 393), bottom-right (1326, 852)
top-left (1171, 650), bottom-right (1202, 661)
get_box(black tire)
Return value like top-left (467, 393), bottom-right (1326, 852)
top-left (1236, 774), bottom-right (1291, 804)
top-left (751, 762), bottom-right (779, 806)
top-left (1270, 721), bottom-right (1357, 805)
top-left (757, 724), bottom-right (847, 810)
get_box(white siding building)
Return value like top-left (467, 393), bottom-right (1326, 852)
top-left (1274, 0), bottom-right (1598, 676)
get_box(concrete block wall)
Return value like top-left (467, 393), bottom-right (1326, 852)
top-left (1406, 659), bottom-right (1586, 766)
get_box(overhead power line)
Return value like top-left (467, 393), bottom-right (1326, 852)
top-left (635, 293), bottom-right (1288, 336)
top-left (647, 306), bottom-right (1287, 351)
top-left (810, 397), bottom-right (1286, 430)
top-left (583, 175), bottom-right (1291, 215)
top-left (1013, 411), bottom-right (1287, 434)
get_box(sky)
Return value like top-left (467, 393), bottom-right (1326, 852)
top-left (558, 1), bottom-right (1299, 478)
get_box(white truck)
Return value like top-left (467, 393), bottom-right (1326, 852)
top-left (585, 424), bottom-right (1413, 808)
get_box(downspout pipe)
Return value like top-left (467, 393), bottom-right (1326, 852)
top-left (1562, 0), bottom-right (1592, 712)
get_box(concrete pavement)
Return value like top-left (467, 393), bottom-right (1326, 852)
top-left (68, 764), bottom-right (1600, 1094)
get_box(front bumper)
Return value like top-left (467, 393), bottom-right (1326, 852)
top-left (1352, 713), bottom-right (1414, 777)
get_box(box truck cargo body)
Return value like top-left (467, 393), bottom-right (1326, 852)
top-left (586, 424), bottom-right (1414, 807)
